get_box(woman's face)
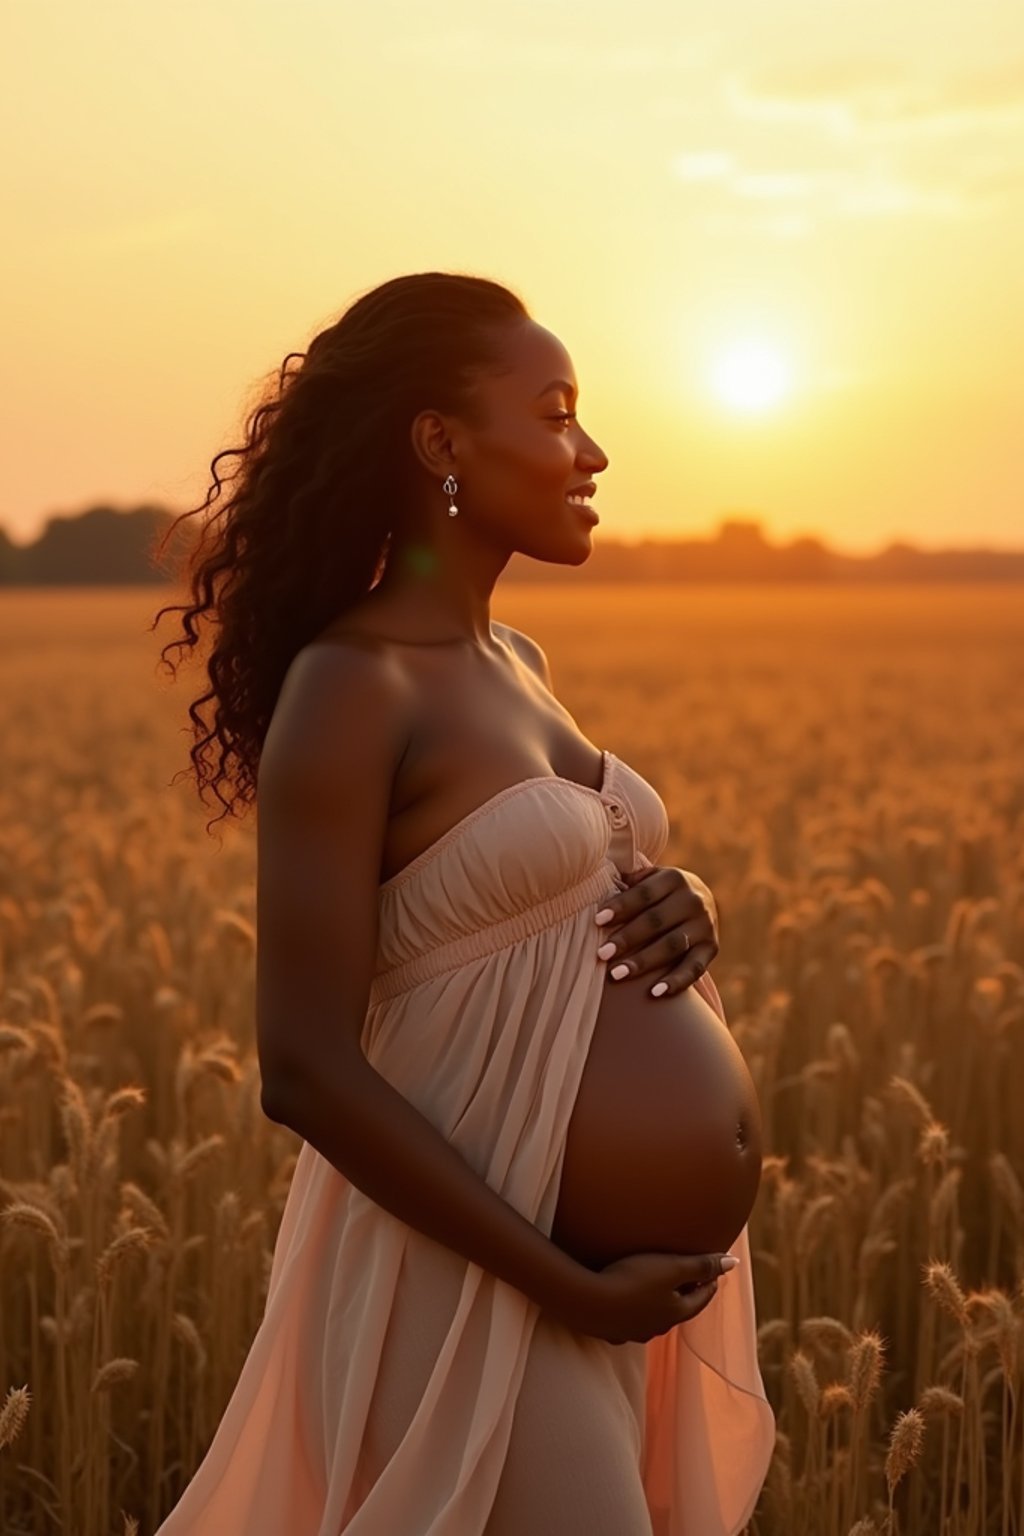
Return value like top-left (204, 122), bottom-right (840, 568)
top-left (416, 318), bottom-right (610, 565)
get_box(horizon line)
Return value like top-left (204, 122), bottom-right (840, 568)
top-left (2, 509), bottom-right (1023, 561)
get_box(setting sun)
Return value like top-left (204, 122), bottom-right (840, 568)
top-left (710, 340), bottom-right (793, 414)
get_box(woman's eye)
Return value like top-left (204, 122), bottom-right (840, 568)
top-left (551, 412), bottom-right (577, 427)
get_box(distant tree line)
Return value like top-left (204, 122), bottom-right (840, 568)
top-left (1, 503), bottom-right (1022, 585)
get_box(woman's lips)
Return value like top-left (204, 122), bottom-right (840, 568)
top-left (567, 498), bottom-right (599, 524)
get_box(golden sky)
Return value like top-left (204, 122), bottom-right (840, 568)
top-left (4, 0), bottom-right (1023, 554)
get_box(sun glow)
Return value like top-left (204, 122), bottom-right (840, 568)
top-left (710, 339), bottom-right (793, 414)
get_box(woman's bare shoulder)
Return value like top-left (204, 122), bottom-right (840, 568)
top-left (496, 623), bottom-right (553, 689)
top-left (262, 632), bottom-right (412, 787)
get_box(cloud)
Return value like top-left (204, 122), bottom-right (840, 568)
top-left (672, 54), bottom-right (1024, 225)
top-left (729, 56), bottom-right (1024, 137)
top-left (672, 151), bottom-right (735, 181)
top-left (829, 177), bottom-right (970, 219)
top-left (672, 151), bottom-right (980, 224)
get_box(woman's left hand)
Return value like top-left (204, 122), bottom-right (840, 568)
top-left (594, 865), bottom-right (720, 997)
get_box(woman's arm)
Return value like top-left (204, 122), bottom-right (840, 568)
top-left (263, 1052), bottom-right (591, 1322)
top-left (256, 637), bottom-right (595, 1326)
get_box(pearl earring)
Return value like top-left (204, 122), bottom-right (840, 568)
top-left (443, 474), bottom-right (459, 517)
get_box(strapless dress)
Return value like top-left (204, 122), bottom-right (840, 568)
top-left (153, 750), bottom-right (775, 1536)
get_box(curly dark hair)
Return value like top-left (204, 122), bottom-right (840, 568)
top-left (150, 271), bottom-right (530, 835)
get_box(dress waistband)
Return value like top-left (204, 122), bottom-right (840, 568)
top-left (368, 862), bottom-right (617, 1005)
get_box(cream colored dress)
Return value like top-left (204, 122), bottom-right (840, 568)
top-left (154, 750), bottom-right (775, 1535)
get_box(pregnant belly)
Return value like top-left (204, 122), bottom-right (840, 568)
top-left (551, 967), bottom-right (763, 1270)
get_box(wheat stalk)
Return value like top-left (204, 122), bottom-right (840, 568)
top-left (885, 1407), bottom-right (925, 1528)
top-left (0, 1385), bottom-right (31, 1449)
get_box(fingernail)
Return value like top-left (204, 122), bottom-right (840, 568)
top-left (594, 908), bottom-right (614, 926)
top-left (721, 1256), bottom-right (740, 1271)
top-left (610, 963), bottom-right (630, 980)
top-left (597, 941), bottom-right (617, 961)
top-left (650, 982), bottom-right (668, 997)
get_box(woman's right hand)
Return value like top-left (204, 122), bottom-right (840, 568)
top-left (568, 1251), bottom-right (739, 1345)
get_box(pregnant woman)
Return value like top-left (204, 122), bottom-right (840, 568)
top-left (152, 272), bottom-right (775, 1535)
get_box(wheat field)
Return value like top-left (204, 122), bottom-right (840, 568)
top-left (1, 582), bottom-right (1022, 1536)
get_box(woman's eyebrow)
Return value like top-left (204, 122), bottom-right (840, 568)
top-left (535, 379), bottom-right (577, 399)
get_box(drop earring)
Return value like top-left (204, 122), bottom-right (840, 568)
top-left (443, 474), bottom-right (459, 517)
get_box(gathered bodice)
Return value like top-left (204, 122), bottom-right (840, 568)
top-left (369, 751), bottom-right (670, 1003)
